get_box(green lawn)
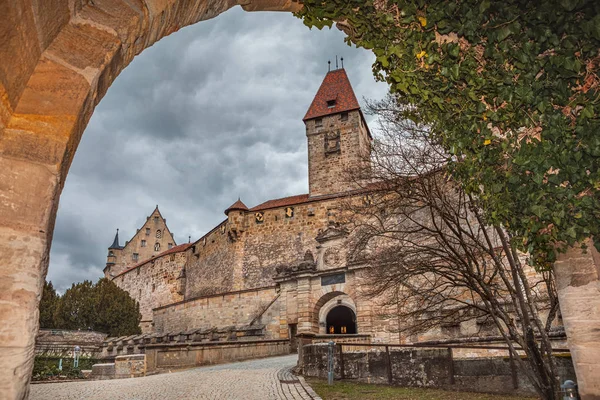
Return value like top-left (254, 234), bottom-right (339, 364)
top-left (306, 378), bottom-right (537, 400)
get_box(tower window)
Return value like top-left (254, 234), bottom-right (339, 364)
top-left (141, 240), bottom-right (146, 247)
top-left (341, 112), bottom-right (348, 121)
top-left (326, 100), bottom-right (336, 108)
top-left (132, 253), bottom-right (139, 262)
top-left (108, 251), bottom-right (114, 256)
top-left (315, 118), bottom-right (323, 127)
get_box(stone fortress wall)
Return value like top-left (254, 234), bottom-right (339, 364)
top-left (106, 67), bottom-right (561, 351)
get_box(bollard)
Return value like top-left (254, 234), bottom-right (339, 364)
top-left (560, 380), bottom-right (579, 399)
top-left (73, 345), bottom-right (81, 369)
top-left (327, 341), bottom-right (335, 385)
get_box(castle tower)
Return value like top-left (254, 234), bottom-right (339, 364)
top-left (104, 206), bottom-right (177, 278)
top-left (303, 68), bottom-right (372, 197)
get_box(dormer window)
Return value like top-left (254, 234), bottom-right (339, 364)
top-left (327, 99), bottom-right (336, 108)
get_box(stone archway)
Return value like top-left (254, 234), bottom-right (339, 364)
top-left (325, 306), bottom-right (356, 335)
top-left (0, 1), bottom-right (300, 398)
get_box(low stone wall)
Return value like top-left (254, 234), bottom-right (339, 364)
top-left (145, 339), bottom-right (290, 372)
top-left (301, 344), bottom-right (576, 396)
top-left (101, 324), bottom-right (267, 358)
top-left (35, 329), bottom-right (107, 357)
top-left (91, 355), bottom-right (147, 380)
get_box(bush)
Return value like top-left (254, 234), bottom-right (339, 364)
top-left (32, 356), bottom-right (100, 381)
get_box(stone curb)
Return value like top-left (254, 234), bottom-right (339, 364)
top-left (296, 375), bottom-right (322, 400)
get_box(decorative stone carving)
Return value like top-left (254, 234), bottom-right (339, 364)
top-left (275, 251), bottom-right (316, 277)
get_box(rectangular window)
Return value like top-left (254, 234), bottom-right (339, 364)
top-left (315, 118), bottom-right (323, 127)
top-left (132, 253), bottom-right (139, 262)
top-left (327, 99), bottom-right (336, 108)
top-left (168, 243), bottom-right (173, 249)
top-left (321, 273), bottom-right (345, 286)
top-left (141, 240), bottom-right (146, 247)
top-left (341, 112), bottom-right (348, 121)
top-left (146, 228), bottom-right (150, 235)
top-left (154, 216), bottom-right (159, 222)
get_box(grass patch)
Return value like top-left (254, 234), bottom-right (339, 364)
top-left (306, 378), bottom-right (536, 400)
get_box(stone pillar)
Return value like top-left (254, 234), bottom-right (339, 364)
top-left (0, 157), bottom-right (60, 399)
top-left (297, 277), bottom-right (313, 333)
top-left (554, 243), bottom-right (600, 400)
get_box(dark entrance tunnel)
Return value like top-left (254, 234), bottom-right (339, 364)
top-left (326, 305), bottom-right (356, 334)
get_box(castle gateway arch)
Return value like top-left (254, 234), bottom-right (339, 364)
top-left (0, 1), bottom-right (299, 398)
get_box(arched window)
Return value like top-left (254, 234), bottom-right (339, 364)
top-left (156, 229), bottom-right (162, 238)
top-left (154, 243), bottom-right (160, 251)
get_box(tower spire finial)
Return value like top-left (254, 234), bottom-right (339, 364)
top-left (341, 57), bottom-right (344, 69)
top-left (335, 55), bottom-right (338, 69)
top-left (328, 60), bottom-right (331, 72)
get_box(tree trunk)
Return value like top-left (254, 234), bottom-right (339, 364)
top-left (553, 242), bottom-right (600, 400)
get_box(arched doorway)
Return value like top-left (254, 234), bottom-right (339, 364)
top-left (326, 305), bottom-right (356, 335)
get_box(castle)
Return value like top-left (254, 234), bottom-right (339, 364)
top-left (104, 67), bottom-right (390, 342)
top-left (103, 69), bottom-right (555, 347)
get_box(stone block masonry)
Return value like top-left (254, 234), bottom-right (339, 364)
top-left (301, 344), bottom-right (577, 397)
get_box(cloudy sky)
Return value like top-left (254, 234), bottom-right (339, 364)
top-left (47, 7), bottom-right (388, 292)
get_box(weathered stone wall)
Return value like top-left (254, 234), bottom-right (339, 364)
top-left (145, 339), bottom-right (290, 372)
top-left (301, 344), bottom-right (576, 396)
top-left (35, 329), bottom-right (106, 357)
top-left (113, 250), bottom-right (186, 332)
top-left (306, 110), bottom-right (371, 197)
top-left (152, 287), bottom-right (281, 338)
top-left (184, 221), bottom-right (237, 298)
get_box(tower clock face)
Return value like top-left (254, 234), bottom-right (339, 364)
top-left (255, 212), bottom-right (264, 223)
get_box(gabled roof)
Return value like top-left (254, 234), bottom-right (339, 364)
top-left (303, 68), bottom-right (361, 121)
top-left (224, 198), bottom-right (249, 215)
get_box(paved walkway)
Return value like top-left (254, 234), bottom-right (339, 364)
top-left (30, 355), bottom-right (320, 400)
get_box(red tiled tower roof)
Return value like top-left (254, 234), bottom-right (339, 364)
top-left (303, 68), bottom-right (361, 121)
top-left (224, 198), bottom-right (249, 215)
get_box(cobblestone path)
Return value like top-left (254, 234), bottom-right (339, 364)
top-left (29, 355), bottom-right (321, 400)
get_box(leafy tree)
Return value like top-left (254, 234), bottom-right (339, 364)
top-left (297, 0), bottom-right (599, 269)
top-left (53, 280), bottom-right (97, 331)
top-left (93, 278), bottom-right (141, 337)
top-left (52, 279), bottom-right (141, 336)
top-left (39, 281), bottom-right (59, 329)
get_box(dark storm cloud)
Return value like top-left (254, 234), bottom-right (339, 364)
top-left (47, 7), bottom-right (388, 292)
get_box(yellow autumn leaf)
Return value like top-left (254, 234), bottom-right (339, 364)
top-left (484, 139), bottom-right (492, 146)
top-left (418, 16), bottom-right (427, 27)
top-left (416, 50), bottom-right (427, 59)
top-left (483, 114), bottom-right (487, 121)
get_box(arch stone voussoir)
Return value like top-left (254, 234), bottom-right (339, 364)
top-left (0, 0), bottom-right (303, 398)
